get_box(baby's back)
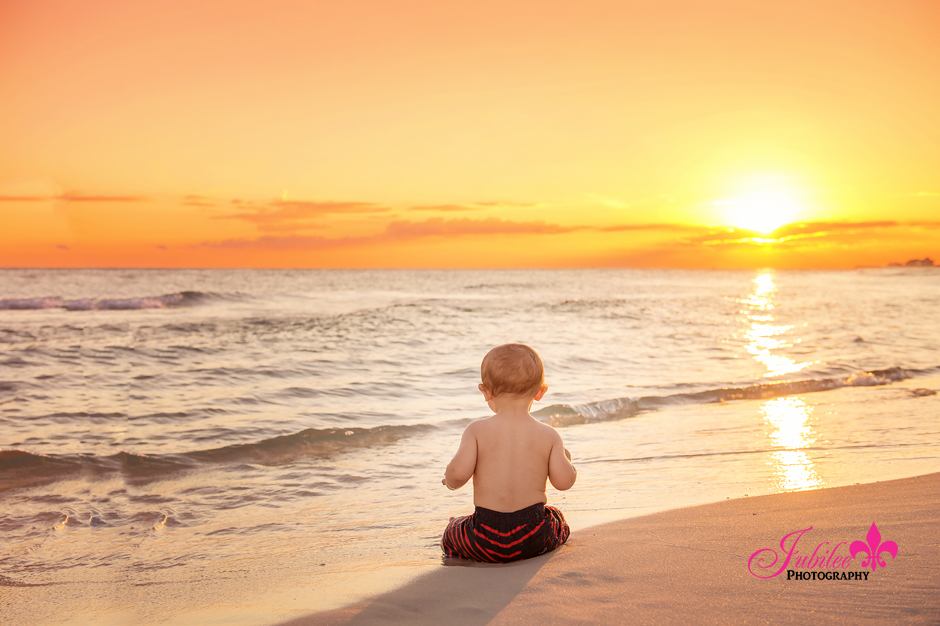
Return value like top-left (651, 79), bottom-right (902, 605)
top-left (472, 415), bottom-right (556, 512)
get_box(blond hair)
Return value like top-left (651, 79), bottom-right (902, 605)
top-left (481, 343), bottom-right (545, 398)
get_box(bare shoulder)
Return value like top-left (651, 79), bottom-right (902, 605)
top-left (531, 418), bottom-right (564, 443)
top-left (463, 417), bottom-right (487, 436)
top-left (466, 415), bottom-right (507, 437)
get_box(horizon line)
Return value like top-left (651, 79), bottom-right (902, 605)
top-left (1, 265), bottom-right (934, 272)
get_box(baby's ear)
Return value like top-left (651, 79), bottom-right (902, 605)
top-left (534, 384), bottom-right (548, 402)
top-left (478, 383), bottom-right (494, 401)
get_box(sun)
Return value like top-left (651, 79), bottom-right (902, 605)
top-left (717, 190), bottom-right (802, 234)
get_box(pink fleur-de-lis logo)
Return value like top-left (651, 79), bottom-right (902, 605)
top-left (850, 523), bottom-right (898, 571)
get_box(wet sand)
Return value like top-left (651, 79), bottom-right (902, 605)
top-left (3, 473), bottom-right (937, 625)
top-left (281, 472), bottom-right (940, 626)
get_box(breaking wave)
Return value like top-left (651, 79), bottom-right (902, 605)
top-left (0, 424), bottom-right (438, 492)
top-left (532, 366), bottom-right (926, 427)
top-left (0, 291), bottom-right (230, 311)
top-left (2, 365), bottom-right (933, 492)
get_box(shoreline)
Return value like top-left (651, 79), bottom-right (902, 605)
top-left (2, 471), bottom-right (937, 625)
top-left (278, 471), bottom-right (940, 626)
top-left (3, 372), bottom-right (939, 626)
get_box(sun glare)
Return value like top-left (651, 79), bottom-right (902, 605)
top-left (717, 189), bottom-right (802, 234)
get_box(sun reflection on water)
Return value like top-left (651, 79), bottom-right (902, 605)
top-left (743, 273), bottom-right (811, 377)
top-left (761, 397), bottom-right (822, 491)
top-left (744, 274), bottom-right (821, 491)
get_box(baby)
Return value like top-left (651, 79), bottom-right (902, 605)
top-left (441, 343), bottom-right (576, 563)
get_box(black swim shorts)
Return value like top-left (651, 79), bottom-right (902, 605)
top-left (441, 502), bottom-right (569, 563)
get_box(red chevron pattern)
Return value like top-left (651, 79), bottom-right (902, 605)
top-left (441, 503), bottom-right (569, 563)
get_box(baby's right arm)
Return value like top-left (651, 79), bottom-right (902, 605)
top-left (548, 430), bottom-right (577, 491)
top-left (443, 422), bottom-right (478, 490)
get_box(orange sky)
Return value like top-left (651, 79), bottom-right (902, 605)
top-left (1, 0), bottom-right (938, 268)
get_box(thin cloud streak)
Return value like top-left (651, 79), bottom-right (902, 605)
top-left (202, 217), bottom-right (583, 250)
top-left (773, 221), bottom-right (898, 236)
top-left (598, 223), bottom-right (701, 233)
top-left (407, 201), bottom-right (541, 212)
top-left (682, 221), bottom-right (904, 246)
top-left (591, 221), bottom-right (940, 269)
top-left (676, 223), bottom-right (940, 256)
top-left (182, 194), bottom-right (218, 207)
top-left (203, 234), bottom-right (362, 251)
top-left (214, 199), bottom-right (391, 232)
top-left (407, 204), bottom-right (485, 212)
top-left (0, 193), bottom-right (148, 202)
top-left (473, 201), bottom-right (540, 208)
top-left (58, 193), bottom-right (148, 202)
top-left (385, 217), bottom-right (579, 237)
top-left (0, 196), bottom-right (50, 202)
top-left (199, 219), bottom-right (927, 252)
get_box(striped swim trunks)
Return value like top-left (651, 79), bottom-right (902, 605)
top-left (441, 502), bottom-right (570, 563)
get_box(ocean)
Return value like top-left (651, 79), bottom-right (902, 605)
top-left (2, 268), bottom-right (939, 623)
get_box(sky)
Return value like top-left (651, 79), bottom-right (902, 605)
top-left (1, 0), bottom-right (938, 269)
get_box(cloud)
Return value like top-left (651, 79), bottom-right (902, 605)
top-left (203, 234), bottom-right (363, 250)
top-left (182, 194), bottom-right (218, 207)
top-left (598, 223), bottom-right (701, 233)
top-left (587, 220), bottom-right (940, 269)
top-left (270, 200), bottom-right (385, 214)
top-left (156, 244), bottom-right (168, 250)
top-left (0, 193), bottom-right (147, 202)
top-left (407, 201), bottom-right (540, 212)
top-left (384, 217), bottom-right (579, 238)
top-left (202, 217), bottom-right (580, 250)
top-left (908, 191), bottom-right (940, 197)
top-left (214, 199), bottom-right (391, 231)
top-left (57, 192), bottom-right (147, 202)
top-left (660, 221), bottom-right (940, 258)
top-left (772, 221), bottom-right (897, 237)
top-left (57, 244), bottom-right (69, 250)
top-left (208, 219), bottom-right (912, 252)
top-left (0, 195), bottom-right (50, 202)
top-left (408, 204), bottom-right (485, 212)
top-left (473, 201), bottom-right (540, 208)
top-left (673, 221), bottom-right (904, 247)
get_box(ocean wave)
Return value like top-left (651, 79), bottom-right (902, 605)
top-left (533, 366), bottom-right (925, 427)
top-left (2, 365), bottom-right (932, 491)
top-left (0, 424), bottom-right (439, 492)
top-left (0, 291), bottom-right (232, 311)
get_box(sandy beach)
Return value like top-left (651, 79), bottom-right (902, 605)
top-left (282, 472), bottom-right (940, 626)
top-left (2, 459), bottom-right (938, 626)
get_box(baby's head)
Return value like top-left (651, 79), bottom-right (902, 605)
top-left (480, 343), bottom-right (546, 399)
